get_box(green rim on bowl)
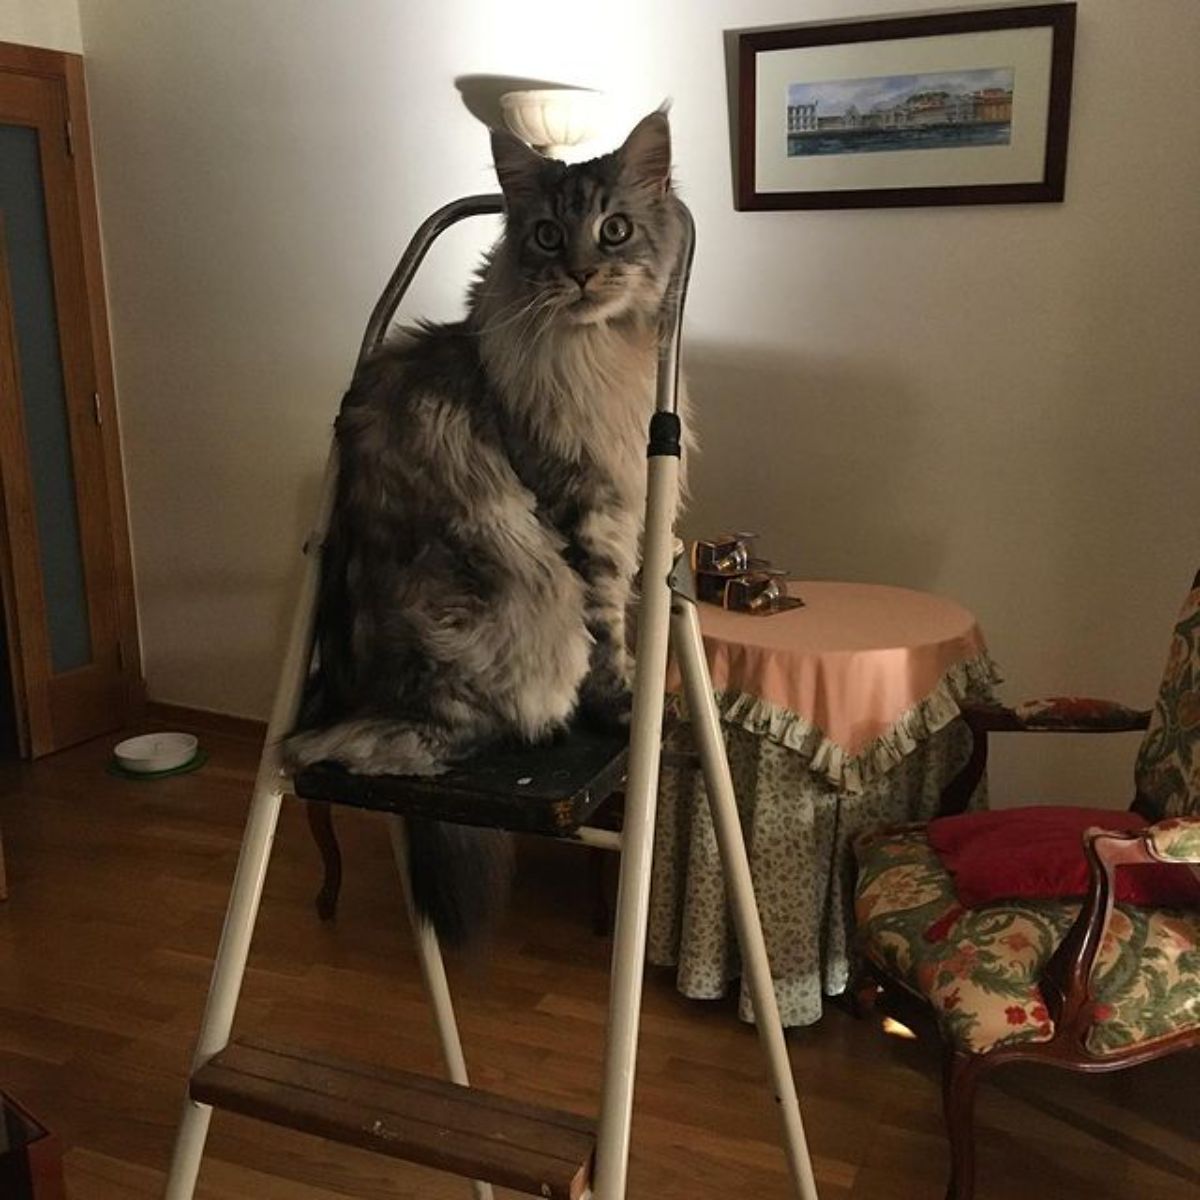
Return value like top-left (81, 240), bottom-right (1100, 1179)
top-left (106, 749), bottom-right (208, 780)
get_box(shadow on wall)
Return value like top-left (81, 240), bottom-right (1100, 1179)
top-left (142, 460), bottom-right (328, 718)
top-left (680, 340), bottom-right (949, 590)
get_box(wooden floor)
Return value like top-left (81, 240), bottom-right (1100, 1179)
top-left (0, 725), bottom-right (1196, 1200)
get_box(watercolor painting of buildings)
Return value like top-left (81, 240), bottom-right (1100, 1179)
top-left (787, 68), bottom-right (1014, 156)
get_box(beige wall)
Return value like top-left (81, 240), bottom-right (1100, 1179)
top-left (0, 0), bottom-right (82, 52)
top-left (76, 0), bottom-right (1200, 805)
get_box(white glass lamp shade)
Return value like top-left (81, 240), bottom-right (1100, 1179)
top-left (499, 89), bottom-right (606, 160)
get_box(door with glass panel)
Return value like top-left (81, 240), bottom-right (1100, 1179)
top-left (0, 65), bottom-right (126, 755)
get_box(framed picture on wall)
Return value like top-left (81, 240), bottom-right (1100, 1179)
top-left (736, 3), bottom-right (1076, 210)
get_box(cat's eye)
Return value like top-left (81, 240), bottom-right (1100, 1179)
top-left (533, 220), bottom-right (563, 251)
top-left (599, 214), bottom-right (633, 246)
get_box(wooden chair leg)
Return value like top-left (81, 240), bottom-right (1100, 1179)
top-left (845, 963), bottom-right (880, 1018)
top-left (937, 716), bottom-right (989, 817)
top-left (942, 1048), bottom-right (985, 1200)
top-left (306, 801), bottom-right (342, 921)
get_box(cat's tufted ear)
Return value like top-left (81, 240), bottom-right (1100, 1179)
top-left (491, 129), bottom-right (546, 204)
top-left (617, 111), bottom-right (672, 197)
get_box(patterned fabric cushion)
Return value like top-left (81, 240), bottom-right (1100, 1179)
top-left (1149, 815), bottom-right (1200, 862)
top-left (1135, 586), bottom-right (1200, 819)
top-left (854, 827), bottom-right (1200, 1056)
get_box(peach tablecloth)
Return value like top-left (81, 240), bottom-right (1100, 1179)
top-left (652, 581), bottom-right (999, 1025)
top-left (666, 581), bottom-right (995, 791)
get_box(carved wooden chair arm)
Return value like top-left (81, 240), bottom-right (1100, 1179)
top-left (1039, 817), bottom-right (1200, 1043)
top-left (961, 697), bottom-right (1151, 734)
top-left (1145, 814), bottom-right (1200, 864)
top-left (937, 698), bottom-right (1152, 818)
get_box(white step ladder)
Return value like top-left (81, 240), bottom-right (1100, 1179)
top-left (161, 194), bottom-right (821, 1200)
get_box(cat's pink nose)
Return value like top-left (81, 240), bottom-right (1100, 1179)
top-left (570, 269), bottom-right (597, 290)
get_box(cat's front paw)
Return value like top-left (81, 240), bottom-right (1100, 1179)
top-left (578, 682), bottom-right (633, 734)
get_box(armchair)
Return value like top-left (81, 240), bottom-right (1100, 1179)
top-left (852, 570), bottom-right (1200, 1200)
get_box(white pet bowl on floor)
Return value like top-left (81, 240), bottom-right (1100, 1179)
top-left (113, 732), bottom-right (198, 774)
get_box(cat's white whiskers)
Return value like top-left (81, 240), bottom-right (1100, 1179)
top-left (471, 290), bottom-right (551, 338)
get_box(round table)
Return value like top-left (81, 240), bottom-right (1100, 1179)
top-left (651, 581), bottom-right (999, 1026)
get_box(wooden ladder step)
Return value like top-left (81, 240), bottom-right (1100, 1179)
top-left (191, 1037), bottom-right (595, 1199)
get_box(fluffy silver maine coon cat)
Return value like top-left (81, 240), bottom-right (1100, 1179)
top-left (283, 111), bottom-right (688, 942)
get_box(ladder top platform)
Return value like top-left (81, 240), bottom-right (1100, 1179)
top-left (292, 725), bottom-right (628, 836)
top-left (192, 1037), bottom-right (595, 1200)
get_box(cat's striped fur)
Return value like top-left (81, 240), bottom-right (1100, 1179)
top-left (283, 112), bottom-right (687, 942)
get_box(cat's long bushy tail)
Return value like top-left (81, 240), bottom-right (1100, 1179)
top-left (281, 719), bottom-right (513, 946)
top-left (406, 819), bottom-right (514, 947)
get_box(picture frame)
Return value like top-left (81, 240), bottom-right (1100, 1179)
top-left (736, 3), bottom-right (1076, 210)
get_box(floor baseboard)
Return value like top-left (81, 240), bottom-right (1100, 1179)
top-left (143, 700), bottom-right (267, 743)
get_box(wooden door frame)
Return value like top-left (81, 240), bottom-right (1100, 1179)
top-left (0, 40), bottom-right (143, 744)
top-left (0, 213), bottom-right (47, 755)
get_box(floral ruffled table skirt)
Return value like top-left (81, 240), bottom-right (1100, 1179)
top-left (648, 674), bottom-right (991, 1027)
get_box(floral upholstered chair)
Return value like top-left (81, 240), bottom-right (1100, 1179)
top-left (852, 570), bottom-right (1200, 1200)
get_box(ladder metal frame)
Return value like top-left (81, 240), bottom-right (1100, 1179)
top-left (163, 194), bottom-right (820, 1200)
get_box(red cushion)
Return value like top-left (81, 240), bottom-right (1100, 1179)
top-left (927, 807), bottom-right (1200, 908)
